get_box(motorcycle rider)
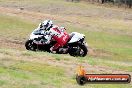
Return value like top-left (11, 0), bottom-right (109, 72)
top-left (30, 22), bottom-right (47, 44)
top-left (33, 19), bottom-right (70, 53)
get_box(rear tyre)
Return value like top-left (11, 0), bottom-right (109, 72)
top-left (69, 44), bottom-right (88, 57)
top-left (79, 44), bottom-right (88, 57)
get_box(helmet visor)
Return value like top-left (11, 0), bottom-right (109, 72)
top-left (44, 22), bottom-right (49, 28)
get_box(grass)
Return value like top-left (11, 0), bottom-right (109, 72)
top-left (0, 0), bottom-right (131, 68)
top-left (0, 52), bottom-right (68, 88)
top-left (0, 48), bottom-right (131, 88)
top-left (0, 0), bottom-right (132, 88)
top-left (0, 14), bottom-right (36, 40)
top-left (85, 56), bottom-right (132, 72)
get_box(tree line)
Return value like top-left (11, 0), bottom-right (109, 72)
top-left (66, 0), bottom-right (132, 8)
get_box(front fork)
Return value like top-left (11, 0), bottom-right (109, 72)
top-left (83, 41), bottom-right (88, 48)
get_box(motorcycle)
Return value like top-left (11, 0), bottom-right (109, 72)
top-left (25, 32), bottom-right (88, 57)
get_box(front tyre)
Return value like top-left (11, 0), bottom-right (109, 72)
top-left (25, 40), bottom-right (36, 51)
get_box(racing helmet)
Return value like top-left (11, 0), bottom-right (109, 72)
top-left (40, 20), bottom-right (53, 30)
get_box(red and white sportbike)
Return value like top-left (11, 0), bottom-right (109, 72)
top-left (25, 32), bottom-right (88, 57)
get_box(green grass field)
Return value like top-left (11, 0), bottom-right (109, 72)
top-left (0, 0), bottom-right (132, 88)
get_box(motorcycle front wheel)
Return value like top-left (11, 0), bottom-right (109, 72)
top-left (25, 40), bottom-right (36, 51)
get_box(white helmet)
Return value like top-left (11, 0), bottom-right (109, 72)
top-left (40, 20), bottom-right (53, 30)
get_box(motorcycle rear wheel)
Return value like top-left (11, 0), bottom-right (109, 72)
top-left (79, 44), bottom-right (88, 57)
top-left (69, 44), bottom-right (88, 57)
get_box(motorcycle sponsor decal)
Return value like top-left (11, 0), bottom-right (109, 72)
top-left (76, 66), bottom-right (131, 85)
